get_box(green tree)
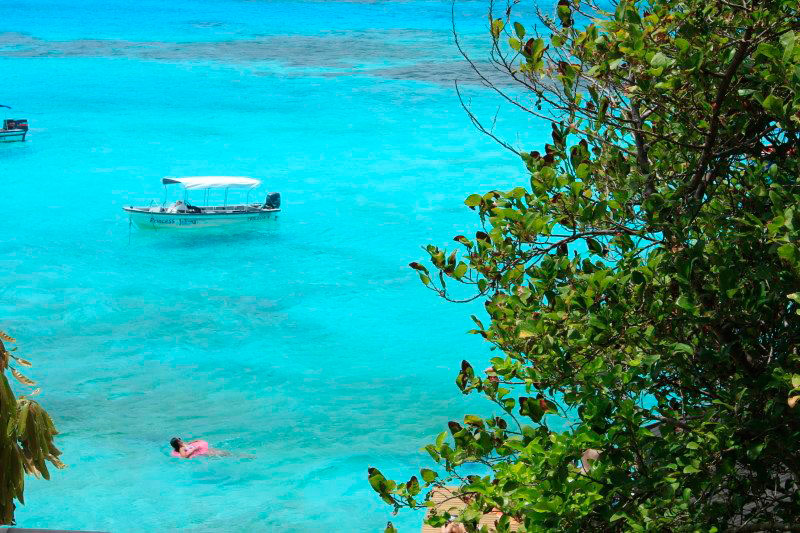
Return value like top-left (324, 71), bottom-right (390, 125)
top-left (0, 331), bottom-right (64, 524)
top-left (369, 0), bottom-right (800, 530)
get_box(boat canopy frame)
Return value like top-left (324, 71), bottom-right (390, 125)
top-left (161, 176), bottom-right (262, 207)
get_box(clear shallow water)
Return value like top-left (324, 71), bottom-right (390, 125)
top-left (1, 1), bottom-right (550, 531)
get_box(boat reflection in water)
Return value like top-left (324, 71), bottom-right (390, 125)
top-left (123, 176), bottom-right (281, 230)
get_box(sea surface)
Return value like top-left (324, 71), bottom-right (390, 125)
top-left (0, 1), bottom-right (550, 530)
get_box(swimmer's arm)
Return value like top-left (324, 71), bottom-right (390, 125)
top-left (180, 445), bottom-right (198, 458)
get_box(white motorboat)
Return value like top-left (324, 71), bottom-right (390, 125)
top-left (123, 176), bottom-right (280, 229)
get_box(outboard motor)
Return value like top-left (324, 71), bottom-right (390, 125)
top-left (264, 192), bottom-right (281, 209)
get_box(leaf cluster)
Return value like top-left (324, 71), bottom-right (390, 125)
top-left (0, 331), bottom-right (64, 525)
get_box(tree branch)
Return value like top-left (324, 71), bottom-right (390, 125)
top-left (687, 27), bottom-right (754, 201)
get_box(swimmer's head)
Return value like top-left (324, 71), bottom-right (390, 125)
top-left (170, 437), bottom-right (182, 451)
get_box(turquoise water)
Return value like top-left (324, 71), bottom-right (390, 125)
top-left (1, 1), bottom-right (549, 530)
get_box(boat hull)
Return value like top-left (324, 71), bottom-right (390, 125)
top-left (0, 129), bottom-right (26, 142)
top-left (124, 208), bottom-right (278, 229)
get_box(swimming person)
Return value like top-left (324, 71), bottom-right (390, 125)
top-left (169, 437), bottom-right (229, 459)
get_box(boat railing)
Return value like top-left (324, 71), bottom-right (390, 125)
top-left (129, 203), bottom-right (269, 214)
top-left (195, 204), bottom-right (263, 213)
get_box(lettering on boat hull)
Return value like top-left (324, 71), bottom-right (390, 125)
top-left (126, 209), bottom-right (278, 230)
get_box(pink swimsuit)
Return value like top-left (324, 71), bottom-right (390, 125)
top-left (171, 440), bottom-right (209, 458)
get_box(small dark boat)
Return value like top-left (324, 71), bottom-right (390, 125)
top-left (0, 118), bottom-right (28, 142)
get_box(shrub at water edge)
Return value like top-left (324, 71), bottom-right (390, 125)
top-left (370, 0), bottom-right (800, 530)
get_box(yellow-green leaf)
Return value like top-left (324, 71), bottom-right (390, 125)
top-left (11, 368), bottom-right (36, 387)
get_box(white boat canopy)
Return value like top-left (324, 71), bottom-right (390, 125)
top-left (161, 176), bottom-right (261, 190)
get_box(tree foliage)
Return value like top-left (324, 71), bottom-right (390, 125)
top-left (0, 331), bottom-right (64, 525)
top-left (370, 0), bottom-right (800, 530)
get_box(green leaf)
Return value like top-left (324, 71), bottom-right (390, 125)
top-left (518, 396), bottom-right (545, 422)
top-left (676, 295), bottom-right (695, 312)
top-left (755, 43), bottom-right (781, 60)
top-left (747, 443), bottom-right (766, 460)
top-left (557, 4), bottom-right (571, 27)
top-left (409, 262), bottom-right (429, 273)
top-left (406, 475), bottom-right (421, 496)
top-left (465, 194), bottom-right (482, 207)
top-left (683, 465), bottom-right (700, 474)
top-left (420, 468), bottom-right (438, 483)
top-left (650, 52), bottom-right (672, 68)
top-left (586, 237), bottom-right (602, 254)
top-left (780, 31), bottom-right (796, 60)
top-left (644, 192), bottom-right (664, 213)
top-left (769, 189), bottom-right (784, 210)
top-left (17, 402), bottom-right (30, 435)
top-left (576, 163), bottom-right (590, 180)
top-left (368, 467), bottom-right (388, 493)
top-left (464, 414), bottom-right (484, 427)
top-left (778, 244), bottom-right (797, 264)
top-left (491, 18), bottom-right (505, 39)
top-left (762, 94), bottom-right (784, 115)
top-left (514, 22), bottom-right (525, 39)
top-left (673, 343), bottom-right (694, 355)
